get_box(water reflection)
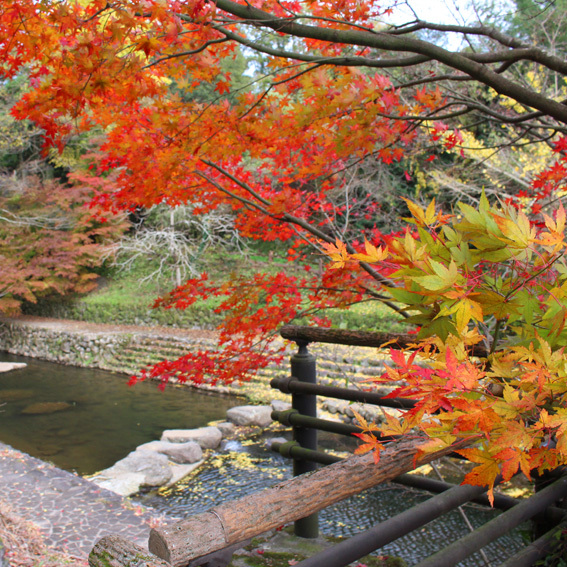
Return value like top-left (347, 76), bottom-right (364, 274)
top-left (0, 352), bottom-right (240, 474)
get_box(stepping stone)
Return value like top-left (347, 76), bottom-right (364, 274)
top-left (226, 405), bottom-right (273, 427)
top-left (137, 440), bottom-right (203, 464)
top-left (161, 426), bottom-right (222, 449)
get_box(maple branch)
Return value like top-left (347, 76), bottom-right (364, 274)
top-left (505, 253), bottom-right (565, 302)
top-left (195, 171), bottom-right (275, 218)
top-left (210, 23), bottom-right (431, 69)
top-left (394, 73), bottom-right (475, 90)
top-left (201, 160), bottom-right (272, 207)
top-left (490, 318), bottom-right (505, 355)
top-left (212, 0), bottom-right (567, 124)
top-left (237, 62), bottom-right (324, 120)
top-left (143, 38), bottom-right (230, 69)
top-left (200, 160), bottom-right (398, 291)
top-left (81, 2), bottom-right (114, 24)
top-left (392, 20), bottom-right (525, 47)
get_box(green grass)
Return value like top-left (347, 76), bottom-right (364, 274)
top-left (23, 251), bottom-right (406, 334)
top-left (315, 301), bottom-right (406, 333)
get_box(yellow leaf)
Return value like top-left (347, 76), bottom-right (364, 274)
top-left (425, 198), bottom-right (437, 224)
top-left (352, 239), bottom-right (388, 263)
top-left (321, 239), bottom-right (349, 269)
top-left (402, 197), bottom-right (426, 225)
top-left (351, 408), bottom-right (381, 433)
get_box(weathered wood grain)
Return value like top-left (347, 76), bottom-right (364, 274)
top-left (149, 436), bottom-right (471, 567)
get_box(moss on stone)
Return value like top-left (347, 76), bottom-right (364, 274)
top-left (230, 528), bottom-right (407, 567)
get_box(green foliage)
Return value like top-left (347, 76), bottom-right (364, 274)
top-left (173, 46), bottom-right (249, 105)
top-left (23, 246), bottom-right (404, 334)
top-left (510, 0), bottom-right (567, 50)
top-left (535, 524), bottom-right (567, 566)
top-left (301, 302), bottom-right (405, 334)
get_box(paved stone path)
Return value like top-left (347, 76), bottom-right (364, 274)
top-left (0, 441), bottom-right (166, 563)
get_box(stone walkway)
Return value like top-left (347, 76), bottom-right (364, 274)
top-left (0, 441), bottom-right (165, 563)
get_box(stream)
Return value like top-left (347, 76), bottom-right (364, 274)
top-left (0, 352), bottom-right (240, 474)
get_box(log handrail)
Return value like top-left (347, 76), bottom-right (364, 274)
top-left (279, 325), bottom-right (490, 357)
top-left (147, 436), bottom-right (473, 567)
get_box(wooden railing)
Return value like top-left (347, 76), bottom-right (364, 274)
top-left (90, 437), bottom-right (467, 566)
top-left (88, 326), bottom-right (567, 567)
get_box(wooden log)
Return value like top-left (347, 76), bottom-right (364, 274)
top-left (279, 325), bottom-right (489, 357)
top-left (149, 436), bottom-right (472, 567)
top-left (89, 535), bottom-right (171, 567)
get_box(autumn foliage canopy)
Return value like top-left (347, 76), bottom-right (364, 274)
top-left (3, 0), bottom-right (567, 495)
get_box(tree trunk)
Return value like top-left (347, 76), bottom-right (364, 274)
top-left (149, 436), bottom-right (473, 567)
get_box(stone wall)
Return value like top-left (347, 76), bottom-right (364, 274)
top-left (0, 319), bottom-right (127, 370)
top-left (0, 318), bottom-right (216, 376)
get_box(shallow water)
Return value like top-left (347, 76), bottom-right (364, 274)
top-left (0, 352), bottom-right (240, 474)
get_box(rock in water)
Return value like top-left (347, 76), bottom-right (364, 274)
top-left (21, 402), bottom-right (73, 415)
top-left (161, 426), bottom-right (222, 449)
top-left (137, 440), bottom-right (203, 464)
top-left (226, 405), bottom-right (273, 427)
top-left (0, 362), bottom-right (27, 373)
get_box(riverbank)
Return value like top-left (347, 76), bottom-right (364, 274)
top-left (0, 315), bottom-right (391, 421)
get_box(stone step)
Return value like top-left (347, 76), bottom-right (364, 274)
top-left (134, 335), bottom-right (216, 347)
top-left (117, 346), bottom-right (208, 359)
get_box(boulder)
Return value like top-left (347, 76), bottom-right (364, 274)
top-left (161, 426), bottom-right (222, 449)
top-left (104, 450), bottom-right (172, 487)
top-left (322, 400), bottom-right (339, 414)
top-left (215, 421), bottom-right (236, 437)
top-left (271, 399), bottom-right (292, 412)
top-left (137, 440), bottom-right (203, 464)
top-left (91, 473), bottom-right (146, 497)
top-left (0, 362), bottom-right (27, 373)
top-left (226, 405), bottom-right (272, 427)
top-left (168, 461), bottom-right (203, 486)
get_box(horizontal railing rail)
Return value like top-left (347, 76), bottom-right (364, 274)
top-left (270, 375), bottom-right (417, 409)
top-left (271, 325), bottom-right (567, 566)
top-left (145, 437), bottom-right (467, 567)
top-left (280, 324), bottom-right (490, 357)
top-left (291, 475), bottom-right (567, 567)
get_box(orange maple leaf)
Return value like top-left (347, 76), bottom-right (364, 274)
top-left (321, 239), bottom-right (350, 269)
top-left (457, 447), bottom-right (500, 505)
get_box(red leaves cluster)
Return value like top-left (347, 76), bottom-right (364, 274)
top-left (0, 176), bottom-right (126, 314)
